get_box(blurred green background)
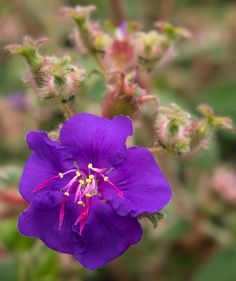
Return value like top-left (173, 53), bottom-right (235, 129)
top-left (1, 0), bottom-right (236, 280)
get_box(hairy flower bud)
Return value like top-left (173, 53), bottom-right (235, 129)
top-left (5, 36), bottom-right (47, 69)
top-left (40, 55), bottom-right (85, 99)
top-left (197, 104), bottom-right (234, 131)
top-left (104, 23), bottom-right (137, 71)
top-left (63, 5), bottom-right (97, 53)
top-left (155, 103), bottom-right (233, 156)
top-left (155, 21), bottom-right (191, 41)
top-left (62, 5), bottom-right (96, 27)
top-left (134, 31), bottom-right (165, 61)
top-left (187, 104), bottom-right (233, 155)
top-left (5, 37), bottom-right (48, 87)
top-left (6, 38), bottom-right (85, 101)
top-left (155, 104), bottom-right (191, 155)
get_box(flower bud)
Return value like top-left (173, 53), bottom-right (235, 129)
top-left (5, 37), bottom-right (48, 87)
top-left (104, 24), bottom-right (136, 71)
top-left (62, 5), bottom-right (97, 52)
top-left (40, 55), bottom-right (85, 99)
top-left (155, 104), bottom-right (191, 155)
top-left (62, 5), bottom-right (96, 27)
top-left (197, 104), bottom-right (234, 131)
top-left (5, 36), bottom-right (47, 69)
top-left (155, 21), bottom-right (191, 41)
top-left (134, 31), bottom-right (165, 60)
top-left (187, 104), bottom-right (233, 155)
top-left (6, 39), bottom-right (85, 101)
top-left (102, 74), bottom-right (146, 119)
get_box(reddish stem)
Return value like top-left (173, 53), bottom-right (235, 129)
top-left (0, 190), bottom-right (27, 206)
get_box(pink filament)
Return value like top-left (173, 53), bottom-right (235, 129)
top-left (107, 179), bottom-right (124, 198)
top-left (32, 175), bottom-right (59, 193)
top-left (32, 169), bottom-right (77, 194)
top-left (74, 184), bottom-right (82, 203)
top-left (58, 196), bottom-right (67, 230)
top-left (75, 200), bottom-right (91, 234)
top-left (63, 175), bottom-right (79, 192)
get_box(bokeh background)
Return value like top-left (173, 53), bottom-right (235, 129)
top-left (1, 0), bottom-right (236, 280)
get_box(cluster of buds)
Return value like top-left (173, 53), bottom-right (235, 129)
top-left (5, 37), bottom-right (85, 101)
top-left (155, 103), bottom-right (233, 156)
top-left (102, 73), bottom-right (158, 119)
top-left (63, 6), bottom-right (190, 73)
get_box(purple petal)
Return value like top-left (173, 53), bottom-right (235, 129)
top-left (101, 147), bottom-right (172, 217)
top-left (18, 191), bottom-right (79, 254)
top-left (60, 113), bottom-right (133, 170)
top-left (19, 131), bottom-right (74, 202)
top-left (73, 197), bottom-right (142, 270)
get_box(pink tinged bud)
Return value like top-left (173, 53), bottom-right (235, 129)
top-left (104, 38), bottom-right (137, 71)
top-left (155, 104), bottom-right (191, 155)
top-left (212, 167), bottom-right (236, 203)
top-left (102, 75), bottom-right (146, 119)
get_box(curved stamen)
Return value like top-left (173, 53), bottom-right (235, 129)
top-left (88, 163), bottom-right (106, 173)
top-left (102, 175), bottom-right (123, 198)
top-left (32, 169), bottom-right (77, 194)
top-left (74, 180), bottom-right (84, 203)
top-left (62, 172), bottom-right (81, 193)
top-left (58, 195), bottom-right (67, 230)
top-left (74, 199), bottom-right (91, 234)
top-left (32, 175), bottom-right (59, 193)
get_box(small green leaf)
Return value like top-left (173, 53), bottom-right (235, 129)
top-left (141, 212), bottom-right (165, 228)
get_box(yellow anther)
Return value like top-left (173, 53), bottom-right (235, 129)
top-left (76, 171), bottom-right (81, 177)
top-left (88, 163), bottom-right (93, 169)
top-left (58, 172), bottom-right (63, 179)
top-left (89, 175), bottom-right (94, 180)
top-left (103, 176), bottom-right (109, 182)
top-left (64, 192), bottom-right (70, 197)
top-left (85, 193), bottom-right (92, 198)
top-left (86, 178), bottom-right (91, 184)
top-left (79, 180), bottom-right (85, 185)
top-left (77, 200), bottom-right (83, 205)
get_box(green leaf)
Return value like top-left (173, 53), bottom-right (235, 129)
top-left (141, 212), bottom-right (165, 228)
top-left (193, 248), bottom-right (236, 281)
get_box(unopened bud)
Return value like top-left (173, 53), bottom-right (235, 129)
top-left (62, 5), bottom-right (96, 27)
top-left (62, 5), bottom-right (97, 52)
top-left (5, 36), bottom-right (48, 69)
top-left (197, 104), bottom-right (234, 131)
top-left (155, 21), bottom-right (191, 41)
top-left (102, 74), bottom-right (147, 119)
top-left (155, 104), bottom-right (191, 155)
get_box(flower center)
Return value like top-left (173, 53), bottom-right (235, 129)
top-left (32, 163), bottom-right (123, 233)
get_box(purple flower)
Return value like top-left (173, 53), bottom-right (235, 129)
top-left (18, 113), bottom-right (172, 270)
